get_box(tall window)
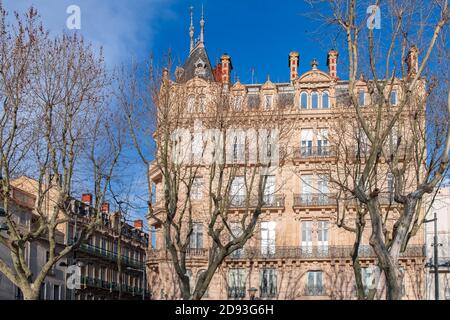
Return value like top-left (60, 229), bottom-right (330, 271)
top-left (358, 90), bottom-right (366, 107)
top-left (317, 129), bottom-right (329, 156)
top-left (231, 136), bottom-right (244, 162)
top-left (306, 271), bottom-right (324, 295)
top-left (301, 221), bottom-right (313, 254)
top-left (390, 90), bottom-right (398, 106)
top-left (311, 92), bottom-right (319, 109)
top-left (260, 268), bottom-right (277, 298)
top-left (322, 91), bottom-right (329, 109)
top-left (300, 92), bottom-right (308, 109)
top-left (301, 175), bottom-right (313, 204)
top-left (261, 221), bottom-right (276, 256)
top-left (265, 95), bottom-right (273, 110)
top-left (187, 96), bottom-right (195, 113)
top-left (230, 176), bottom-right (245, 206)
top-left (263, 175), bottom-right (276, 206)
top-left (317, 176), bottom-right (329, 204)
top-left (191, 177), bottom-right (203, 200)
top-left (361, 266), bottom-right (378, 295)
top-left (189, 223), bottom-right (203, 249)
top-left (317, 221), bottom-right (329, 255)
top-left (228, 269), bottom-right (246, 298)
top-left (230, 223), bottom-right (244, 258)
top-left (301, 129), bottom-right (313, 156)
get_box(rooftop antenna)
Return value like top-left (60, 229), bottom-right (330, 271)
top-left (251, 66), bottom-right (255, 84)
top-left (189, 5), bottom-right (195, 53)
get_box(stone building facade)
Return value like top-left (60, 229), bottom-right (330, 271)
top-left (147, 8), bottom-right (427, 300)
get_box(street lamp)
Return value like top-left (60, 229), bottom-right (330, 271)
top-left (423, 212), bottom-right (442, 300)
top-left (248, 287), bottom-right (258, 300)
top-left (126, 266), bottom-right (147, 301)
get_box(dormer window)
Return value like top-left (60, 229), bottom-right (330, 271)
top-left (358, 90), bottom-right (366, 107)
top-left (199, 95), bottom-right (206, 112)
top-left (234, 96), bottom-right (243, 111)
top-left (265, 95), bottom-right (273, 110)
top-left (311, 92), bottom-right (319, 109)
top-left (390, 90), bottom-right (398, 106)
top-left (187, 96), bottom-right (195, 113)
top-left (300, 92), bottom-right (308, 109)
top-left (322, 91), bottom-right (329, 109)
top-left (194, 58), bottom-right (206, 77)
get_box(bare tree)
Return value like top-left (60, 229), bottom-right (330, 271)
top-left (0, 6), bottom-right (121, 299)
top-left (308, 0), bottom-right (449, 299)
top-left (118, 55), bottom-right (294, 300)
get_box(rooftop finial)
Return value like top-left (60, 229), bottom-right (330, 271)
top-left (189, 5), bottom-right (195, 53)
top-left (311, 58), bottom-right (318, 70)
top-left (199, 3), bottom-right (205, 45)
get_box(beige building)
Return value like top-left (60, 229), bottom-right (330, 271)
top-left (147, 9), bottom-right (426, 300)
top-left (10, 176), bottom-right (149, 300)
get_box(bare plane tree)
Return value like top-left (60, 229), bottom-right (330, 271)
top-left (307, 0), bottom-right (449, 299)
top-left (0, 6), bottom-right (121, 300)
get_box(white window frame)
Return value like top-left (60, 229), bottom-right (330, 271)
top-left (261, 221), bottom-right (276, 255)
top-left (300, 92), bottom-right (308, 109)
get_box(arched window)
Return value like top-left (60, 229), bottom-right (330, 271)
top-left (199, 95), bottom-right (206, 112)
top-left (322, 91), bottom-right (329, 109)
top-left (311, 92), bottom-right (319, 109)
top-left (300, 92), bottom-right (308, 109)
top-left (187, 96), bottom-right (195, 113)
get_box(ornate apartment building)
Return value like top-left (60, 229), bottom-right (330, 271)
top-left (147, 8), bottom-right (427, 300)
top-left (10, 176), bottom-right (149, 300)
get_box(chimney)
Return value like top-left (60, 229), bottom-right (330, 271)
top-left (101, 202), bottom-right (110, 214)
top-left (134, 219), bottom-right (143, 230)
top-left (213, 63), bottom-right (222, 82)
top-left (327, 49), bottom-right (339, 79)
top-left (81, 193), bottom-right (92, 206)
top-left (406, 45), bottom-right (418, 77)
top-left (220, 54), bottom-right (232, 85)
top-left (288, 51), bottom-right (299, 82)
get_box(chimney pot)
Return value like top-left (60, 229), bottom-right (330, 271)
top-left (101, 202), bottom-right (110, 214)
top-left (81, 193), bottom-right (92, 206)
top-left (327, 49), bottom-right (339, 79)
top-left (134, 219), bottom-right (144, 230)
top-left (288, 51), bottom-right (300, 82)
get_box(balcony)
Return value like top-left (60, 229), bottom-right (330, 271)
top-left (229, 194), bottom-right (285, 209)
top-left (303, 285), bottom-right (325, 296)
top-left (80, 276), bottom-right (150, 297)
top-left (293, 146), bottom-right (335, 161)
top-left (77, 243), bottom-right (144, 269)
top-left (226, 245), bottom-right (425, 260)
top-left (228, 287), bottom-right (246, 299)
top-left (293, 193), bottom-right (335, 207)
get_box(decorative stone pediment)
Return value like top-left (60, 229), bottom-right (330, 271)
top-left (297, 70), bottom-right (331, 83)
top-left (261, 76), bottom-right (276, 91)
top-left (231, 79), bottom-right (246, 92)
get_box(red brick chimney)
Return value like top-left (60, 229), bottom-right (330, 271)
top-left (101, 202), bottom-right (110, 214)
top-left (220, 54), bottom-right (232, 85)
top-left (288, 51), bottom-right (299, 82)
top-left (406, 45), bottom-right (418, 77)
top-left (134, 219), bottom-right (143, 230)
top-left (327, 49), bottom-right (338, 79)
top-left (81, 193), bottom-right (92, 206)
top-left (213, 63), bottom-right (223, 82)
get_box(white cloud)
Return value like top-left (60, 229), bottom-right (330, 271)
top-left (2, 0), bottom-right (175, 66)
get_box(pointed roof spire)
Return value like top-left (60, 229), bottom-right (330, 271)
top-left (199, 3), bottom-right (205, 45)
top-left (189, 5), bottom-right (195, 53)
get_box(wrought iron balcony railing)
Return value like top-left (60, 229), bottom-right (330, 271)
top-left (303, 285), bottom-right (325, 296)
top-left (293, 146), bottom-right (335, 159)
top-left (225, 245), bottom-right (425, 260)
top-left (293, 193), bottom-right (335, 207)
top-left (229, 194), bottom-right (285, 209)
top-left (228, 286), bottom-right (246, 299)
top-left (80, 276), bottom-right (150, 297)
top-left (77, 243), bottom-right (144, 269)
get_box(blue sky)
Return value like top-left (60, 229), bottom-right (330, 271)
top-left (3, 0), bottom-right (337, 83)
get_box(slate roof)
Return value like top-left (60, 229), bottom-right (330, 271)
top-left (181, 44), bottom-right (215, 82)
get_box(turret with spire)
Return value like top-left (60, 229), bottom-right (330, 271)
top-left (189, 6), bottom-right (194, 53)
